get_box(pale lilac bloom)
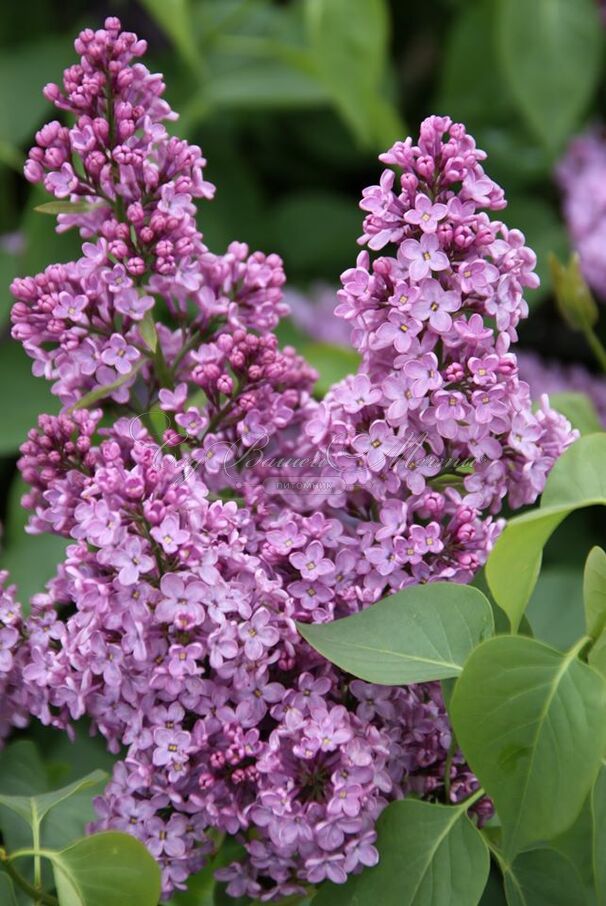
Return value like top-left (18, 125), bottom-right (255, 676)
top-left (404, 193), bottom-right (447, 233)
top-left (399, 234), bottom-right (449, 281)
top-left (289, 541), bottom-right (334, 581)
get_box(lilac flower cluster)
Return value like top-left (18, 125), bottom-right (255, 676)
top-left (13, 411), bottom-right (486, 898)
top-left (0, 570), bottom-right (29, 741)
top-left (281, 118), bottom-right (576, 601)
top-left (11, 16), bottom-right (311, 456)
top-left (290, 285), bottom-right (606, 433)
top-left (556, 127), bottom-right (606, 298)
top-left (3, 19), bottom-right (576, 902)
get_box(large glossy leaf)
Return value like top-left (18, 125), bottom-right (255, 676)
top-left (550, 795), bottom-right (595, 897)
top-left (526, 567), bottom-right (584, 651)
top-left (50, 832), bottom-right (161, 906)
top-left (503, 848), bottom-right (586, 906)
top-left (584, 547), bottom-right (606, 640)
top-left (298, 582), bottom-right (494, 684)
top-left (0, 245), bottom-right (20, 326)
top-left (479, 869), bottom-right (507, 906)
top-left (486, 434), bottom-right (606, 630)
top-left (437, 0), bottom-right (510, 124)
top-left (304, 0), bottom-right (402, 148)
top-left (497, 0), bottom-right (603, 153)
top-left (0, 770), bottom-right (106, 830)
top-left (588, 630), bottom-right (606, 678)
top-left (0, 342), bottom-right (60, 455)
top-left (207, 58), bottom-right (326, 110)
top-left (138, 0), bottom-right (199, 71)
top-left (313, 798), bottom-right (489, 906)
top-left (0, 530), bottom-right (68, 612)
top-left (450, 635), bottom-right (606, 859)
top-left (591, 763), bottom-right (606, 904)
top-left (546, 393), bottom-right (603, 436)
top-left (504, 197), bottom-right (568, 304)
top-left (0, 37), bottom-right (71, 145)
top-left (0, 874), bottom-right (18, 906)
top-left (270, 191), bottom-right (361, 280)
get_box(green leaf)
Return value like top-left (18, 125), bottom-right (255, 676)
top-left (437, 0), bottom-right (511, 125)
top-left (139, 0), bottom-right (199, 72)
top-left (450, 635), bottom-right (606, 859)
top-left (22, 184), bottom-right (82, 275)
top-left (0, 737), bottom-right (112, 866)
top-left (0, 37), bottom-right (71, 145)
top-left (139, 310), bottom-right (158, 353)
top-left (2, 475), bottom-right (68, 609)
top-left (34, 201), bottom-right (96, 215)
top-left (591, 764), bottom-right (606, 903)
top-left (479, 869), bottom-right (507, 906)
top-left (72, 359), bottom-right (144, 410)
top-left (546, 393), bottom-right (602, 436)
top-left (486, 434), bottom-right (606, 630)
top-left (313, 798), bottom-right (489, 906)
top-left (550, 252), bottom-right (599, 331)
top-left (0, 770), bottom-right (106, 830)
top-left (497, 0), bottom-right (604, 153)
top-left (502, 848), bottom-right (586, 906)
top-left (270, 191), bottom-right (361, 280)
top-left (584, 547), bottom-right (606, 640)
top-left (0, 530), bottom-right (68, 610)
top-left (588, 630), bottom-right (606, 678)
top-left (503, 197), bottom-right (568, 305)
top-left (298, 582), bottom-right (494, 684)
top-left (0, 244), bottom-right (21, 326)
top-left (304, 0), bottom-right (403, 148)
top-left (49, 831), bottom-right (161, 906)
top-left (300, 342), bottom-right (360, 398)
top-left (0, 342), bottom-right (60, 454)
top-left (549, 795), bottom-right (595, 896)
top-left (0, 874), bottom-right (18, 906)
top-left (0, 740), bottom-right (48, 798)
top-left (526, 567), bottom-right (585, 651)
top-left (207, 59), bottom-right (326, 110)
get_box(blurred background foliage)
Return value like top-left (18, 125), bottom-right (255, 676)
top-left (1, 4), bottom-right (606, 895)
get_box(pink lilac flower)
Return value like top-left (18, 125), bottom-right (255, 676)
top-left (556, 127), bottom-right (606, 298)
top-left (399, 234), bottom-right (450, 281)
top-left (3, 33), bottom-right (576, 904)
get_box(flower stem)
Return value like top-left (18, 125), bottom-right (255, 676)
top-left (584, 326), bottom-right (606, 373)
top-left (0, 854), bottom-right (58, 906)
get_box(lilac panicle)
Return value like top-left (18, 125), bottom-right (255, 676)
top-left (4, 21), bottom-right (576, 902)
top-left (556, 127), bottom-right (606, 299)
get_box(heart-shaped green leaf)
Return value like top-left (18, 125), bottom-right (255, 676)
top-left (0, 874), bottom-right (18, 906)
top-left (298, 582), bottom-right (493, 684)
top-left (313, 798), bottom-right (489, 905)
top-left (584, 547), bottom-right (606, 640)
top-left (486, 434), bottom-right (606, 630)
top-left (591, 763), bottom-right (606, 903)
top-left (450, 635), bottom-right (606, 858)
top-left (497, 0), bottom-right (603, 153)
top-left (49, 832), bottom-right (161, 906)
top-left (502, 848), bottom-right (586, 906)
top-left (0, 770), bottom-right (106, 831)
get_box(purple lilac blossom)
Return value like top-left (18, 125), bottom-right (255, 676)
top-left (518, 350), bottom-right (606, 425)
top-left (556, 127), bottom-right (606, 298)
top-left (290, 285), bottom-right (606, 427)
top-left (2, 19), bottom-right (577, 902)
